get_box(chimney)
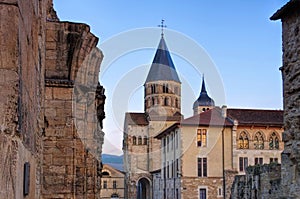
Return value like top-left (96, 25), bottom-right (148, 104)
top-left (221, 105), bottom-right (227, 118)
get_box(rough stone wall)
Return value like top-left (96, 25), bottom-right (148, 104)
top-left (0, 0), bottom-right (105, 198)
top-left (0, 0), bottom-right (49, 198)
top-left (280, 7), bottom-right (300, 199)
top-left (43, 21), bottom-right (105, 199)
top-left (181, 177), bottom-right (224, 199)
top-left (230, 163), bottom-right (281, 199)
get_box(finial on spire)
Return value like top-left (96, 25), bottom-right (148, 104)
top-left (158, 19), bottom-right (167, 37)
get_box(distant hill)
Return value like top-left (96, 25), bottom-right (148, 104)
top-left (102, 154), bottom-right (123, 164)
top-left (102, 154), bottom-right (124, 171)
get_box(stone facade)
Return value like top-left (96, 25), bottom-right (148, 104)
top-left (0, 1), bottom-right (105, 198)
top-left (273, 1), bottom-right (300, 198)
top-left (155, 106), bottom-right (283, 199)
top-left (100, 164), bottom-right (125, 199)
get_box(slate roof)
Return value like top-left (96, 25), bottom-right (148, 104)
top-left (270, 0), bottom-right (300, 20)
top-left (125, 113), bottom-right (148, 126)
top-left (193, 78), bottom-right (215, 108)
top-left (227, 109), bottom-right (283, 126)
top-left (145, 36), bottom-right (180, 83)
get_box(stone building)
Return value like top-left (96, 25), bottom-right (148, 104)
top-left (100, 164), bottom-right (125, 199)
top-left (123, 33), bottom-right (182, 199)
top-left (154, 81), bottom-right (284, 199)
top-left (0, 1), bottom-right (105, 198)
top-left (230, 1), bottom-right (300, 198)
top-left (123, 29), bottom-right (284, 199)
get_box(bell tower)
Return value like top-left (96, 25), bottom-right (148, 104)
top-left (144, 24), bottom-right (181, 118)
top-left (193, 76), bottom-right (215, 115)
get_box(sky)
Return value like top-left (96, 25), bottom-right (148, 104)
top-left (53, 0), bottom-right (288, 155)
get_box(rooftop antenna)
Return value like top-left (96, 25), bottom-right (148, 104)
top-left (158, 19), bottom-right (167, 37)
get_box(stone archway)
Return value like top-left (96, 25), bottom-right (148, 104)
top-left (137, 178), bottom-right (150, 199)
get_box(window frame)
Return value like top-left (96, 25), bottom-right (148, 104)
top-left (197, 129), bottom-right (207, 147)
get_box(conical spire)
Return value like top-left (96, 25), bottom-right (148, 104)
top-left (193, 77), bottom-right (215, 109)
top-left (145, 37), bottom-right (180, 83)
top-left (200, 77), bottom-right (207, 94)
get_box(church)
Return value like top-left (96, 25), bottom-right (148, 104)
top-left (123, 28), bottom-right (283, 199)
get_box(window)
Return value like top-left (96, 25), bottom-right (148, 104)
top-left (176, 159), bottom-right (179, 177)
top-left (143, 136), bottom-right (148, 145)
top-left (197, 129), bottom-right (207, 147)
top-left (218, 187), bottom-right (223, 197)
top-left (270, 158), bottom-right (278, 163)
top-left (167, 136), bottom-right (169, 152)
top-left (138, 136), bottom-right (142, 145)
top-left (175, 98), bottom-right (179, 108)
top-left (176, 189), bottom-right (179, 199)
top-left (238, 131), bottom-right (249, 149)
top-left (163, 162), bottom-right (166, 179)
top-left (167, 162), bottom-right (169, 178)
top-left (103, 180), bottom-right (107, 189)
top-left (112, 180), bottom-right (117, 189)
top-left (111, 193), bottom-right (119, 198)
top-left (255, 157), bottom-right (263, 165)
top-left (102, 171), bottom-right (110, 177)
top-left (163, 138), bottom-right (166, 153)
top-left (197, 158), bottom-right (207, 177)
top-left (152, 97), bottom-right (155, 105)
top-left (175, 131), bottom-right (178, 149)
top-left (151, 84), bottom-right (156, 94)
top-left (163, 83), bottom-right (169, 93)
top-left (254, 132), bottom-right (264, 149)
top-left (199, 188), bottom-right (207, 199)
top-left (164, 97), bottom-right (169, 106)
top-left (171, 134), bottom-right (173, 150)
top-left (133, 136), bottom-right (137, 145)
top-left (239, 157), bottom-right (248, 172)
top-left (269, 132), bottom-right (279, 150)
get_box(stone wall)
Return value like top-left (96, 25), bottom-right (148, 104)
top-left (0, 0), bottom-right (105, 198)
top-left (43, 21), bottom-right (105, 198)
top-left (230, 163), bottom-right (281, 199)
top-left (0, 0), bottom-right (48, 198)
top-left (279, 4), bottom-right (300, 198)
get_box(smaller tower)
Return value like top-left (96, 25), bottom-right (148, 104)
top-left (193, 77), bottom-right (215, 115)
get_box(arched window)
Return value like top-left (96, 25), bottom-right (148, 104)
top-left (111, 193), bottom-right (119, 198)
top-left (102, 171), bottom-right (110, 177)
top-left (151, 84), bottom-right (156, 94)
top-left (238, 132), bottom-right (249, 149)
top-left (152, 97), bottom-right (155, 105)
top-left (254, 132), bottom-right (264, 149)
top-left (138, 136), bottom-right (142, 145)
top-left (133, 136), bottom-right (137, 145)
top-left (163, 83), bottom-right (169, 93)
top-left (143, 136), bottom-right (148, 145)
top-left (269, 132), bottom-right (279, 150)
top-left (164, 97), bottom-right (169, 106)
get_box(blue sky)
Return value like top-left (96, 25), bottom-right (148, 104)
top-left (53, 0), bottom-right (288, 155)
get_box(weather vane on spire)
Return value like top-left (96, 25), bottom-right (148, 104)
top-left (158, 19), bottom-right (167, 37)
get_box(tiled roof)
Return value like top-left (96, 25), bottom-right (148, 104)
top-left (125, 113), bottom-right (148, 126)
top-left (270, 0), bottom-right (300, 20)
top-left (227, 108), bottom-right (283, 126)
top-left (154, 107), bottom-right (284, 139)
top-left (182, 107), bottom-right (233, 126)
top-left (145, 36), bottom-right (180, 83)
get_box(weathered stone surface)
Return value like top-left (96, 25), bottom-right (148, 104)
top-left (0, 0), bottom-right (105, 198)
